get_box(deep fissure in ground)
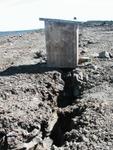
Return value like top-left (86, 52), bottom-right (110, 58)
top-left (57, 69), bottom-right (83, 108)
top-left (50, 69), bottom-right (84, 147)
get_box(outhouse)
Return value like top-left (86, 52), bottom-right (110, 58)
top-left (40, 18), bottom-right (79, 68)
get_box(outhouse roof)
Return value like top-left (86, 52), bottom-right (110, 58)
top-left (39, 18), bottom-right (78, 24)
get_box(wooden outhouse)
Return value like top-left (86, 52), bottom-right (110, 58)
top-left (40, 18), bottom-right (79, 68)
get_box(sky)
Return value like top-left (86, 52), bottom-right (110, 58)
top-left (0, 0), bottom-right (113, 31)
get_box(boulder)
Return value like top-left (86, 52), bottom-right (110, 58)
top-left (99, 51), bottom-right (110, 59)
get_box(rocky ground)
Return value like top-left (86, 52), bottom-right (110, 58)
top-left (0, 24), bottom-right (113, 150)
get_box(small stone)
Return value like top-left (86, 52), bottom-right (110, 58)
top-left (73, 70), bottom-right (83, 81)
top-left (107, 142), bottom-right (112, 146)
top-left (91, 53), bottom-right (99, 58)
top-left (52, 145), bottom-right (58, 150)
top-left (80, 49), bottom-right (87, 55)
top-left (79, 57), bottom-right (91, 64)
top-left (69, 141), bottom-right (73, 146)
top-left (65, 141), bottom-right (69, 146)
top-left (81, 50), bottom-right (86, 54)
top-left (82, 135), bottom-right (89, 143)
top-left (106, 146), bottom-right (110, 150)
top-left (43, 137), bottom-right (53, 149)
top-left (92, 134), bottom-right (98, 141)
top-left (99, 51), bottom-right (110, 59)
top-left (89, 64), bottom-right (97, 70)
top-left (86, 63), bottom-right (98, 70)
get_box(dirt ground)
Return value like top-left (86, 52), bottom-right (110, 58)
top-left (0, 24), bottom-right (113, 150)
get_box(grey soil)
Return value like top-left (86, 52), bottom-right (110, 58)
top-left (0, 25), bottom-right (113, 150)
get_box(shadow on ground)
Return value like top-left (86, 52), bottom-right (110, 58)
top-left (0, 63), bottom-right (58, 76)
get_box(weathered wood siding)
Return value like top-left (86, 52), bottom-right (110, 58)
top-left (40, 18), bottom-right (79, 68)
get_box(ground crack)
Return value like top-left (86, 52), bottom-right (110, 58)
top-left (50, 69), bottom-right (85, 147)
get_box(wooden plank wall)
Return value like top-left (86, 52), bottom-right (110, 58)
top-left (44, 21), bottom-right (79, 68)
